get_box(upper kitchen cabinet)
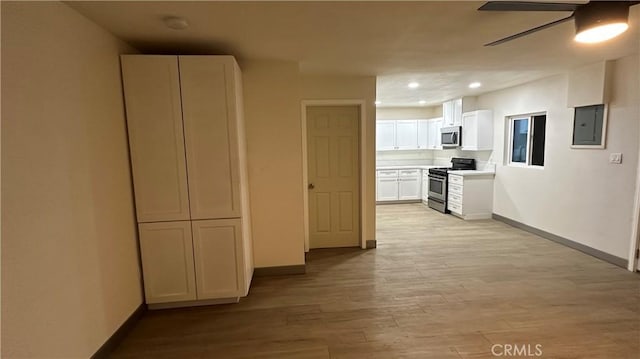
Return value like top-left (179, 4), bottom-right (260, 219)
top-left (442, 98), bottom-right (463, 127)
top-left (121, 56), bottom-right (191, 222)
top-left (179, 56), bottom-right (242, 220)
top-left (376, 118), bottom-right (442, 151)
top-left (462, 110), bottom-right (493, 151)
top-left (376, 120), bottom-right (396, 150)
top-left (122, 55), bottom-right (246, 221)
top-left (395, 120), bottom-right (418, 150)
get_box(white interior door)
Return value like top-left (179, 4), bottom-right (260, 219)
top-left (307, 106), bottom-right (360, 248)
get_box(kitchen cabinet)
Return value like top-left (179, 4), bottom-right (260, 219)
top-left (395, 120), bottom-right (418, 150)
top-left (398, 169), bottom-right (421, 200)
top-left (447, 173), bottom-right (494, 220)
top-left (192, 219), bottom-right (244, 299)
top-left (417, 120), bottom-right (429, 149)
top-left (376, 118), bottom-right (442, 151)
top-left (443, 98), bottom-right (463, 127)
top-left (427, 118), bottom-right (443, 149)
top-left (421, 171), bottom-right (429, 202)
top-left (376, 120), bottom-right (396, 150)
top-left (138, 221), bottom-right (197, 304)
top-left (376, 170), bottom-right (399, 201)
top-left (461, 110), bottom-right (493, 151)
top-left (122, 55), bottom-right (253, 308)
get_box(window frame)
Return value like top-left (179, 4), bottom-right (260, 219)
top-left (507, 112), bottom-right (547, 168)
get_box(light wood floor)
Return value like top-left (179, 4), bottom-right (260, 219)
top-left (111, 204), bottom-right (640, 358)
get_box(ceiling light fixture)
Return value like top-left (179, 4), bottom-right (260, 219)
top-left (574, 2), bottom-right (629, 44)
top-left (469, 82), bottom-right (482, 89)
top-left (374, 100), bottom-right (381, 106)
top-left (164, 16), bottom-right (189, 30)
top-left (419, 100), bottom-right (426, 105)
top-left (408, 82), bottom-right (420, 89)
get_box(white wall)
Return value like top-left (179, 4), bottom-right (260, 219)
top-left (241, 60), bottom-right (306, 268)
top-left (2, 2), bottom-right (142, 357)
top-left (478, 55), bottom-right (639, 260)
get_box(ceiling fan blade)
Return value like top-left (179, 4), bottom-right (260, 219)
top-left (479, 1), bottom-right (581, 12)
top-left (484, 14), bottom-right (575, 46)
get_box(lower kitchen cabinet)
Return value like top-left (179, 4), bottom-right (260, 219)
top-left (398, 169), bottom-right (420, 200)
top-left (138, 221), bottom-right (197, 304)
top-left (376, 170), bottom-right (399, 201)
top-left (191, 219), bottom-right (244, 299)
top-left (447, 173), bottom-right (494, 220)
top-left (421, 172), bottom-right (429, 203)
top-left (139, 219), bottom-right (248, 307)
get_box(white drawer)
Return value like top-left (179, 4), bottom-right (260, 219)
top-left (448, 192), bottom-right (462, 204)
top-left (449, 183), bottom-right (463, 195)
top-left (448, 201), bottom-right (462, 214)
top-left (377, 170), bottom-right (398, 178)
top-left (399, 169), bottom-right (420, 178)
top-left (448, 174), bottom-right (463, 185)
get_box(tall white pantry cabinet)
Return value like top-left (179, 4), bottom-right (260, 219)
top-left (121, 55), bottom-right (253, 309)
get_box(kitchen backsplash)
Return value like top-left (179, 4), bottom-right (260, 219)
top-left (377, 149), bottom-right (496, 170)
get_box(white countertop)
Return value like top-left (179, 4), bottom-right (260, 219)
top-left (376, 165), bottom-right (438, 170)
top-left (376, 166), bottom-right (495, 176)
top-left (448, 170), bottom-right (495, 176)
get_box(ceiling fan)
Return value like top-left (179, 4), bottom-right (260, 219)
top-left (480, 1), bottom-right (639, 46)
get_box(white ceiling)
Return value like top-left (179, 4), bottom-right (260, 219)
top-left (69, 1), bottom-right (640, 107)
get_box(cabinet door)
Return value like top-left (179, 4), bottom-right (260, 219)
top-left (138, 221), bottom-right (196, 304)
top-left (453, 98), bottom-right (463, 126)
top-left (428, 118), bottom-right (443, 149)
top-left (121, 55), bottom-right (191, 222)
top-left (462, 112), bottom-right (478, 150)
top-left (192, 219), bottom-right (244, 299)
top-left (399, 177), bottom-right (420, 200)
top-left (396, 120), bottom-right (418, 150)
top-left (376, 120), bottom-right (396, 150)
top-left (417, 120), bottom-right (429, 149)
top-left (422, 174), bottom-right (429, 202)
top-left (179, 56), bottom-right (241, 220)
top-left (376, 178), bottom-right (399, 201)
top-left (442, 101), bottom-right (454, 127)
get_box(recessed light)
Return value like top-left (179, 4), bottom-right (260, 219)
top-left (469, 82), bottom-right (482, 89)
top-left (419, 100), bottom-right (426, 105)
top-left (408, 82), bottom-right (420, 89)
top-left (164, 16), bottom-right (189, 30)
top-left (374, 100), bottom-right (381, 105)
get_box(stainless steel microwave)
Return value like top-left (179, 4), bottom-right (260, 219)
top-left (441, 126), bottom-right (461, 148)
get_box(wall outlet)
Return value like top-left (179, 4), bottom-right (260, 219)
top-left (609, 153), bottom-right (623, 164)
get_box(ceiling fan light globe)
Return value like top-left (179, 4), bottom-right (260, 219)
top-left (574, 22), bottom-right (629, 43)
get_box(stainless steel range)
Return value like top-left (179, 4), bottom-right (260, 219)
top-left (427, 158), bottom-right (476, 213)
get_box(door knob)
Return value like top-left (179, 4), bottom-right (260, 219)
top-left (308, 183), bottom-right (315, 190)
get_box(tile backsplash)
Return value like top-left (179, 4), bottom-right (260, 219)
top-left (377, 149), bottom-right (496, 170)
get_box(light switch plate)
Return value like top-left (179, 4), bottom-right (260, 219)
top-left (609, 153), bottom-right (622, 164)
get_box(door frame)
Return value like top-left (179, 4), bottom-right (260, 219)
top-left (301, 100), bottom-right (368, 251)
top-left (628, 142), bottom-right (640, 271)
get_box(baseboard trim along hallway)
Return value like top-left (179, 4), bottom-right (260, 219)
top-left (492, 213), bottom-right (628, 268)
top-left (91, 303), bottom-right (146, 359)
top-left (253, 264), bottom-right (306, 276)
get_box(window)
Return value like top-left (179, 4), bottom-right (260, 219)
top-left (508, 113), bottom-right (546, 167)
